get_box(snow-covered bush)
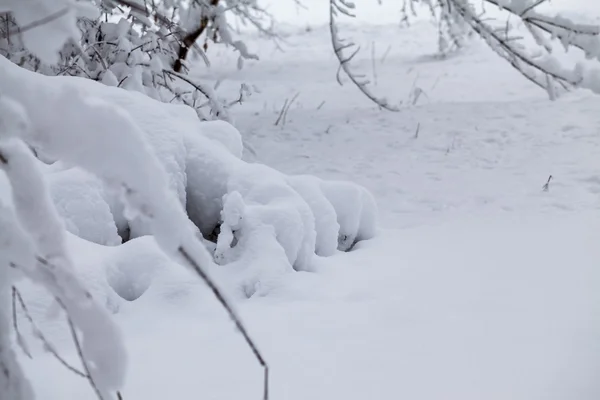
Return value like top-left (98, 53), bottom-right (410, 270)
top-left (0, 0), bottom-right (270, 120)
top-left (333, 0), bottom-right (600, 108)
top-left (0, 1), bottom-right (379, 398)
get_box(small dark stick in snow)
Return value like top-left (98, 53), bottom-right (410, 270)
top-left (274, 98), bottom-right (289, 126)
top-left (542, 175), bottom-right (553, 192)
top-left (380, 44), bottom-right (392, 64)
top-left (414, 122), bottom-right (421, 139)
top-left (281, 92), bottom-right (300, 126)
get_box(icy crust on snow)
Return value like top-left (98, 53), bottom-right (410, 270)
top-left (0, 55), bottom-right (377, 301)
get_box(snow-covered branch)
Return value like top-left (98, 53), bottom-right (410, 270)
top-left (329, 0), bottom-right (399, 111)
top-left (0, 98), bottom-right (126, 400)
top-left (403, 0), bottom-right (600, 98)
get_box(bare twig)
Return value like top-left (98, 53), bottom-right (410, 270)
top-left (12, 286), bottom-right (87, 378)
top-left (542, 175), bottom-right (552, 191)
top-left (281, 92), bottom-right (300, 126)
top-left (274, 98), bottom-right (289, 126)
top-left (178, 246), bottom-right (269, 400)
top-left (161, 70), bottom-right (227, 119)
top-left (112, 181), bottom-right (270, 400)
top-left (12, 287), bottom-right (32, 359)
top-left (380, 45), bottom-right (392, 64)
top-left (64, 307), bottom-right (107, 400)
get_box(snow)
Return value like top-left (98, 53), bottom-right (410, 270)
top-left (320, 179), bottom-right (378, 251)
top-left (288, 175), bottom-right (340, 256)
top-left (47, 167), bottom-right (121, 246)
top-left (4, 1), bottom-right (600, 399)
top-left (18, 214), bottom-right (600, 400)
top-left (199, 120), bottom-right (245, 159)
top-left (222, 163), bottom-right (317, 272)
top-left (0, 136), bottom-right (126, 398)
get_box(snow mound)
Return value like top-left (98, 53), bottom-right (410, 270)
top-left (216, 163), bottom-right (317, 275)
top-left (320, 180), bottom-right (378, 251)
top-left (288, 175), bottom-right (340, 257)
top-left (199, 120), bottom-right (244, 159)
top-left (105, 236), bottom-right (169, 302)
top-left (46, 166), bottom-right (121, 246)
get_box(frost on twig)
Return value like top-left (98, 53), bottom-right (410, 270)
top-left (329, 0), bottom-right (400, 111)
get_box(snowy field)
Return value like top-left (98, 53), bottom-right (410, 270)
top-left (14, 1), bottom-right (600, 400)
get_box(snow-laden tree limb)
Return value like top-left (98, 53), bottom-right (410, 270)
top-left (348, 0), bottom-right (600, 108)
top-left (0, 105), bottom-right (126, 400)
top-left (425, 1), bottom-right (600, 94)
top-left (329, 0), bottom-right (400, 111)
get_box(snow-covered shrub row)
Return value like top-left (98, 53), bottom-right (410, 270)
top-left (0, 53), bottom-right (377, 288)
top-left (0, 2), bottom-right (376, 397)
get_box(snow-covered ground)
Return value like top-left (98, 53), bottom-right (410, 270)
top-left (18, 2), bottom-right (600, 400)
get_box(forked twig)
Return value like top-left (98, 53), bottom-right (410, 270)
top-left (12, 286), bottom-right (87, 378)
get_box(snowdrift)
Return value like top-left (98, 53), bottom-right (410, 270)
top-left (0, 55), bottom-right (377, 311)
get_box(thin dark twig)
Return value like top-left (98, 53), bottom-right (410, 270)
top-left (62, 301), bottom-right (106, 400)
top-left (12, 287), bottom-right (32, 359)
top-left (274, 98), bottom-right (289, 126)
top-left (12, 287), bottom-right (87, 378)
top-left (542, 174), bottom-right (552, 191)
top-left (178, 246), bottom-right (269, 400)
top-left (281, 92), bottom-right (300, 126)
top-left (520, 0), bottom-right (549, 17)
